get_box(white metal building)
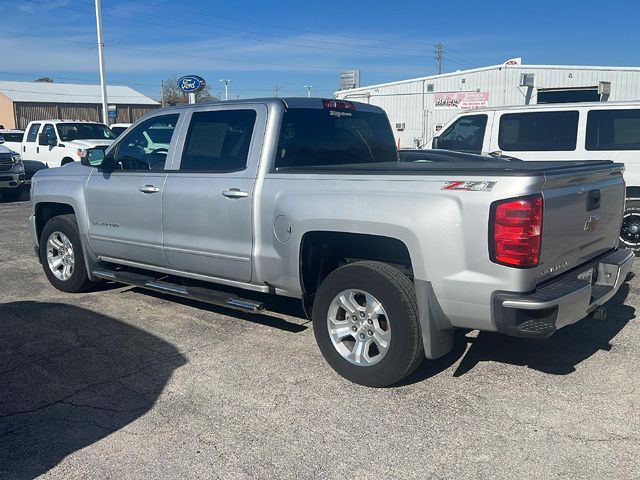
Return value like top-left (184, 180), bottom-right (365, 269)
top-left (335, 62), bottom-right (640, 148)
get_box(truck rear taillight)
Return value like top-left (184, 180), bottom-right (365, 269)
top-left (490, 194), bottom-right (543, 268)
top-left (323, 100), bottom-right (355, 110)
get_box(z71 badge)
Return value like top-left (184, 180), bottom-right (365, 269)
top-left (442, 180), bottom-right (497, 192)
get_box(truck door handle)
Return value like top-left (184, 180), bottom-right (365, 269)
top-left (222, 188), bottom-right (249, 199)
top-left (139, 185), bottom-right (160, 194)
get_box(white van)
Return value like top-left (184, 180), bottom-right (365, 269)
top-left (429, 101), bottom-right (640, 251)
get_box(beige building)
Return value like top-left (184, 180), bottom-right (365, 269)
top-left (0, 81), bottom-right (160, 129)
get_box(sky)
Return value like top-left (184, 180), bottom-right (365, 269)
top-left (2, 0), bottom-right (640, 101)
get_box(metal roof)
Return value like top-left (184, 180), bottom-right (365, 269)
top-left (0, 81), bottom-right (159, 105)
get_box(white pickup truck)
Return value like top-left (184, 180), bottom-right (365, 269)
top-left (21, 120), bottom-right (115, 168)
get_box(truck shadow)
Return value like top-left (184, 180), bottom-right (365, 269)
top-left (453, 282), bottom-right (635, 377)
top-left (0, 301), bottom-right (187, 480)
top-left (402, 282), bottom-right (635, 384)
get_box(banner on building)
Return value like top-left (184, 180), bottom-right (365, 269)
top-left (434, 91), bottom-right (489, 110)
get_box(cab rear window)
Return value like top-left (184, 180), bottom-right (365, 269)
top-left (274, 108), bottom-right (397, 170)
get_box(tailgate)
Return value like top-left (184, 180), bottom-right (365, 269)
top-left (537, 163), bottom-right (625, 282)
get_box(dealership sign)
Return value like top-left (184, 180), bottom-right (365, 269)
top-left (434, 92), bottom-right (489, 110)
top-left (178, 75), bottom-right (206, 93)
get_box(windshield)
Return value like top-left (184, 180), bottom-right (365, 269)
top-left (56, 123), bottom-right (116, 141)
top-left (0, 132), bottom-right (24, 142)
top-left (110, 126), bottom-right (128, 137)
top-left (274, 108), bottom-right (398, 169)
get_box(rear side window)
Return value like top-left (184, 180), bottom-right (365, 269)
top-left (586, 109), bottom-right (640, 150)
top-left (435, 114), bottom-right (487, 154)
top-left (274, 108), bottom-right (397, 170)
top-left (498, 111), bottom-right (578, 151)
top-left (180, 110), bottom-right (256, 172)
top-left (0, 132), bottom-right (23, 142)
top-left (26, 123), bottom-right (41, 142)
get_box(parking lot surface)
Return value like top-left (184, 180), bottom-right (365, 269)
top-left (1, 199), bottom-right (639, 479)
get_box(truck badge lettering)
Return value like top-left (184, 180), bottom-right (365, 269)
top-left (329, 110), bottom-right (352, 118)
top-left (442, 180), bottom-right (496, 192)
top-left (584, 215), bottom-right (600, 232)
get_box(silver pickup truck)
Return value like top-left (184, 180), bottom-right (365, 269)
top-left (28, 98), bottom-right (633, 387)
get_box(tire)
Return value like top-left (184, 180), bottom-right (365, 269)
top-left (39, 214), bottom-right (96, 293)
top-left (312, 261), bottom-right (424, 387)
top-left (1, 187), bottom-right (22, 202)
top-left (61, 157), bottom-right (75, 166)
top-left (620, 200), bottom-right (640, 254)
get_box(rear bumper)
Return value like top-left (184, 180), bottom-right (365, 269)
top-left (493, 249), bottom-right (634, 338)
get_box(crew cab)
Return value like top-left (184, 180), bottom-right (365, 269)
top-left (21, 120), bottom-right (115, 168)
top-left (29, 98), bottom-right (633, 387)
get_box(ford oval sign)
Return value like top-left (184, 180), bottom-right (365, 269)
top-left (178, 75), bottom-right (206, 93)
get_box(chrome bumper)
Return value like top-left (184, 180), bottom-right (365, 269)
top-left (493, 249), bottom-right (634, 338)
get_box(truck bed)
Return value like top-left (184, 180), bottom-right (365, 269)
top-left (276, 160), bottom-right (620, 176)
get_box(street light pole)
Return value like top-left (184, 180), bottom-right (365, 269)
top-left (94, 0), bottom-right (109, 125)
top-left (219, 79), bottom-right (231, 101)
top-left (304, 85), bottom-right (313, 98)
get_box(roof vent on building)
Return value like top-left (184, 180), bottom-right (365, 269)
top-left (426, 83), bottom-right (434, 93)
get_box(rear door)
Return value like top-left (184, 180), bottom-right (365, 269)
top-left (22, 123), bottom-right (41, 161)
top-left (85, 113), bottom-right (182, 267)
top-left (162, 104), bottom-right (266, 282)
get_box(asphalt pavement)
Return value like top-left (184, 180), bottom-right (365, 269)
top-left (1, 198), bottom-right (639, 479)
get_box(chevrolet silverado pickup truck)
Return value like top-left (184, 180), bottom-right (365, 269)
top-left (29, 98), bottom-right (633, 387)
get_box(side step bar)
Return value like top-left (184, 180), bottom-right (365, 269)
top-left (92, 268), bottom-right (264, 313)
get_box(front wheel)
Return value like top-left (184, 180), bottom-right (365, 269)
top-left (620, 200), bottom-right (640, 254)
top-left (312, 261), bottom-right (424, 387)
top-left (40, 214), bottom-right (96, 293)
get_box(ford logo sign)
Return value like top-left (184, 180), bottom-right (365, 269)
top-left (177, 75), bottom-right (206, 93)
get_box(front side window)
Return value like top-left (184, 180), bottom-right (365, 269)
top-left (112, 114), bottom-right (179, 171)
top-left (180, 110), bottom-right (256, 172)
top-left (26, 123), bottom-right (41, 142)
top-left (435, 114), bottom-right (487, 154)
top-left (42, 124), bottom-right (57, 141)
top-left (586, 109), bottom-right (640, 151)
top-left (274, 108), bottom-right (397, 170)
top-left (498, 111), bottom-right (578, 151)
top-left (57, 123), bottom-right (115, 141)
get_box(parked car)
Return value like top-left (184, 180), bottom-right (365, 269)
top-left (428, 101), bottom-right (640, 252)
top-left (29, 98), bottom-right (632, 387)
top-left (0, 144), bottom-right (25, 201)
top-left (109, 123), bottom-right (131, 137)
top-left (0, 128), bottom-right (25, 154)
top-left (20, 120), bottom-right (115, 168)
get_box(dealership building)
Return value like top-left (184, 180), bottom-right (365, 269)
top-left (335, 61), bottom-right (640, 148)
top-left (0, 81), bottom-right (160, 130)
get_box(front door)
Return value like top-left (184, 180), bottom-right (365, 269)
top-left (162, 105), bottom-right (266, 283)
top-left (85, 113), bottom-right (181, 267)
top-left (38, 123), bottom-right (62, 167)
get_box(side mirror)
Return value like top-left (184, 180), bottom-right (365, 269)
top-left (81, 148), bottom-right (108, 168)
top-left (432, 136), bottom-right (439, 149)
top-left (38, 133), bottom-right (49, 146)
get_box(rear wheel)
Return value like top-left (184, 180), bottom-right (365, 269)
top-left (620, 200), bottom-right (640, 254)
top-left (312, 261), bottom-right (424, 387)
top-left (40, 214), bottom-right (96, 293)
top-left (61, 157), bottom-right (75, 166)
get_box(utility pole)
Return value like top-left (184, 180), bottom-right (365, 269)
top-left (274, 83), bottom-right (279, 97)
top-left (219, 79), bottom-right (231, 101)
top-left (94, 0), bottom-right (109, 124)
top-left (435, 43), bottom-right (443, 75)
top-left (160, 80), bottom-right (164, 108)
top-left (304, 85), bottom-right (313, 98)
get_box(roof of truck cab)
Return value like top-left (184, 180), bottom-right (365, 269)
top-left (159, 97), bottom-right (383, 113)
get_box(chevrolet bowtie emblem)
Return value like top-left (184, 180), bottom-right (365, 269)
top-left (584, 215), bottom-right (600, 232)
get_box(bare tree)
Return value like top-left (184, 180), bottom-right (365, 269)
top-left (34, 77), bottom-right (54, 83)
top-left (162, 77), bottom-right (218, 106)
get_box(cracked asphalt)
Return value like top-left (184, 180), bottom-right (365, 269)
top-left (1, 198), bottom-right (639, 479)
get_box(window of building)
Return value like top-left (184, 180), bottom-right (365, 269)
top-left (586, 109), bottom-right (640, 150)
top-left (498, 111), bottom-right (578, 151)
